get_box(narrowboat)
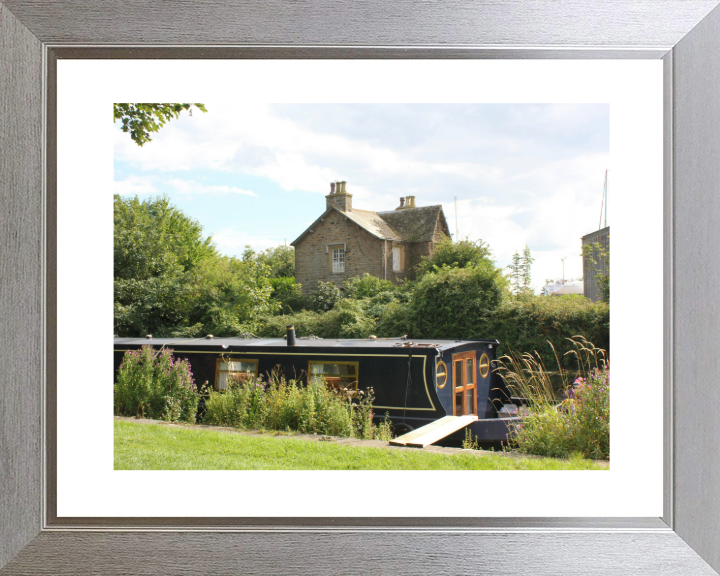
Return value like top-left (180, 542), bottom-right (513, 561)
top-left (113, 328), bottom-right (519, 443)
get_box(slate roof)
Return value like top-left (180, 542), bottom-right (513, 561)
top-left (291, 204), bottom-right (448, 245)
top-left (344, 208), bottom-right (403, 241)
top-left (377, 205), bottom-right (446, 243)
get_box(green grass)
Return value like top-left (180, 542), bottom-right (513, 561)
top-left (114, 420), bottom-right (608, 470)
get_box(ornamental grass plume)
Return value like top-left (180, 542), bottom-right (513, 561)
top-left (496, 337), bottom-right (609, 460)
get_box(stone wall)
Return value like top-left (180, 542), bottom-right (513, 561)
top-left (294, 210), bottom-right (387, 294)
top-left (294, 202), bottom-right (451, 292)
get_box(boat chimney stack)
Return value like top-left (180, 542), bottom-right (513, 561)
top-left (286, 325), bottom-right (296, 346)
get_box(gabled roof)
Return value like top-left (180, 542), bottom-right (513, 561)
top-left (345, 208), bottom-right (403, 241)
top-left (291, 204), bottom-right (447, 246)
top-left (377, 205), bottom-right (447, 242)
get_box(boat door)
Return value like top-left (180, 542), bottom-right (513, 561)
top-left (452, 351), bottom-right (477, 416)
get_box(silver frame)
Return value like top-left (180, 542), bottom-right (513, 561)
top-left (2, 1), bottom-right (720, 574)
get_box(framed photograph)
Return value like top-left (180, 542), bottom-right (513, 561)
top-left (2, 1), bottom-right (720, 574)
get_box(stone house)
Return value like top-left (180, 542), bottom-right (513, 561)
top-left (291, 181), bottom-right (451, 293)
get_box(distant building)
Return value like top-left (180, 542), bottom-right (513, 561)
top-left (291, 181), bottom-right (451, 294)
top-left (582, 226), bottom-right (609, 302)
top-left (542, 279), bottom-right (584, 297)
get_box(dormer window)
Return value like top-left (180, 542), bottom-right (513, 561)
top-left (332, 248), bottom-right (345, 273)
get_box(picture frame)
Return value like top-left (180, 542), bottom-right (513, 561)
top-left (2, 1), bottom-right (719, 573)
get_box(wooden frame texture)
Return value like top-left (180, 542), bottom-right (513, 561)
top-left (2, 1), bottom-right (720, 574)
top-left (215, 358), bottom-right (259, 390)
top-left (452, 351), bottom-right (477, 416)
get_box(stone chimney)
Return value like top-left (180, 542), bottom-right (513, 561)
top-left (326, 180), bottom-right (352, 212)
top-left (395, 195), bottom-right (416, 210)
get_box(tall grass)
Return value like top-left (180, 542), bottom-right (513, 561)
top-left (495, 337), bottom-right (610, 460)
top-left (203, 369), bottom-right (392, 441)
top-left (115, 345), bottom-right (199, 423)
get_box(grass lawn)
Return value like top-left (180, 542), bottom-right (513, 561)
top-left (114, 420), bottom-right (608, 470)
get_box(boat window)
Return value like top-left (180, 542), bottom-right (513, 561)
top-left (309, 361), bottom-right (358, 391)
top-left (436, 360), bottom-right (448, 388)
top-left (215, 358), bottom-right (258, 390)
top-left (479, 353), bottom-right (490, 379)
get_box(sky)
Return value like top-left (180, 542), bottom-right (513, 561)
top-left (114, 103), bottom-right (609, 292)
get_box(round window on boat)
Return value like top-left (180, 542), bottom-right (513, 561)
top-left (479, 353), bottom-right (490, 379)
top-left (436, 360), bottom-right (448, 389)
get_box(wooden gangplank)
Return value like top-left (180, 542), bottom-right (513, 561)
top-left (389, 415), bottom-right (478, 448)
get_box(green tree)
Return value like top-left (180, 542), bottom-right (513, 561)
top-left (114, 103), bottom-right (207, 146)
top-left (416, 234), bottom-right (493, 278)
top-left (114, 194), bottom-right (218, 336)
top-left (410, 262), bottom-right (509, 339)
top-left (507, 250), bottom-right (522, 295)
top-left (521, 245), bottom-right (534, 295)
top-left (257, 244), bottom-right (295, 278)
top-left (114, 194), bottom-right (217, 281)
top-left (182, 254), bottom-right (278, 336)
top-left (507, 246), bottom-right (534, 296)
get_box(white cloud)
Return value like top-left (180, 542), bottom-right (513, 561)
top-left (168, 178), bottom-right (257, 197)
top-left (113, 175), bottom-right (159, 196)
top-left (211, 228), bottom-right (286, 257)
top-left (113, 102), bottom-right (609, 282)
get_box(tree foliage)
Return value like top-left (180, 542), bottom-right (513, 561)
top-left (312, 281), bottom-right (342, 312)
top-left (114, 195), bottom-right (277, 337)
top-left (256, 244), bottom-right (295, 278)
top-left (268, 277), bottom-right (306, 314)
top-left (114, 103), bottom-right (207, 146)
top-left (416, 234), bottom-right (492, 278)
top-left (507, 245), bottom-right (534, 295)
top-left (342, 273), bottom-right (396, 300)
top-left (410, 263), bottom-right (509, 339)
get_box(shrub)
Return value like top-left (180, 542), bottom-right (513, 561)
top-left (257, 300), bottom-right (376, 339)
top-left (484, 295), bottom-right (609, 369)
top-left (410, 263), bottom-right (508, 338)
top-left (343, 274), bottom-right (396, 300)
top-left (374, 300), bottom-right (412, 337)
top-left (415, 234), bottom-right (493, 279)
top-left (312, 281), bottom-right (342, 312)
top-left (115, 346), bottom-right (198, 423)
top-left (268, 277), bottom-right (307, 314)
top-left (498, 338), bottom-right (609, 460)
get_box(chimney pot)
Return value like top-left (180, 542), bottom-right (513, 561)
top-left (286, 325), bottom-right (296, 346)
top-left (325, 180), bottom-right (352, 212)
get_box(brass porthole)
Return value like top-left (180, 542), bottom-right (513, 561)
top-left (479, 353), bottom-right (490, 379)
top-left (436, 360), bottom-right (448, 389)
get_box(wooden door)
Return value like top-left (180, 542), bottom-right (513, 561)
top-left (452, 351), bottom-right (477, 416)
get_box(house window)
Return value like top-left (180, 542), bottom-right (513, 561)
top-left (393, 247), bottom-right (402, 272)
top-left (215, 358), bottom-right (258, 390)
top-left (332, 248), bottom-right (345, 273)
top-left (309, 361), bottom-right (358, 391)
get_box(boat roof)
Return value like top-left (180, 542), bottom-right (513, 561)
top-left (113, 337), bottom-right (498, 351)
